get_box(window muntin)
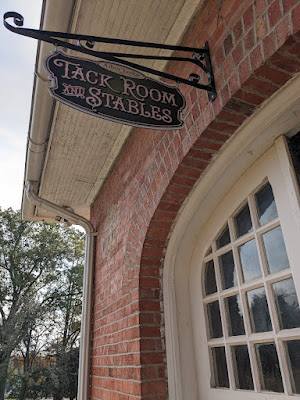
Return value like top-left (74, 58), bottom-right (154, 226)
top-left (203, 181), bottom-right (300, 394)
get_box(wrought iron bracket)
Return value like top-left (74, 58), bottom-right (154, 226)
top-left (4, 11), bottom-right (217, 101)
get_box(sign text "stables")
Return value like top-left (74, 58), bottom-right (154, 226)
top-left (44, 51), bottom-right (186, 130)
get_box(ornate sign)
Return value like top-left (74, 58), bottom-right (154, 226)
top-left (44, 51), bottom-right (186, 130)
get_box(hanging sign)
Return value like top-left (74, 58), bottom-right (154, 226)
top-left (43, 51), bottom-right (186, 130)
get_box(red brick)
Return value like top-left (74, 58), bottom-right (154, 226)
top-left (175, 164), bottom-right (202, 178)
top-left (243, 5), bottom-right (254, 31)
top-left (141, 365), bottom-right (157, 379)
top-left (221, 85), bottom-right (231, 109)
top-left (256, 16), bottom-right (268, 41)
top-left (233, 20), bottom-right (244, 43)
top-left (140, 326), bottom-right (161, 338)
top-left (187, 148), bottom-right (214, 160)
top-left (165, 183), bottom-right (191, 196)
top-left (148, 219), bottom-right (173, 232)
top-left (191, 101), bottom-right (201, 122)
top-left (224, 34), bottom-right (234, 56)
top-left (171, 174), bottom-right (197, 187)
top-left (232, 42), bottom-right (244, 67)
top-left (181, 156), bottom-right (208, 170)
top-left (190, 87), bottom-right (198, 105)
top-left (263, 31), bottom-right (277, 60)
top-left (244, 75), bottom-right (279, 96)
top-left (146, 228), bottom-right (169, 241)
top-left (239, 57), bottom-right (251, 85)
top-left (214, 45), bottom-right (225, 69)
top-left (152, 208), bottom-right (177, 221)
top-left (292, 3), bottom-right (300, 34)
top-left (193, 138), bottom-right (223, 151)
top-left (229, 71), bottom-right (240, 95)
top-left (282, 0), bottom-right (298, 13)
top-left (140, 352), bottom-right (164, 365)
top-left (201, 129), bottom-right (231, 142)
top-left (250, 45), bottom-right (264, 75)
top-left (212, 94), bottom-right (223, 117)
top-left (244, 28), bottom-right (255, 53)
top-left (203, 103), bottom-right (214, 126)
top-left (255, 0), bottom-right (267, 18)
top-left (225, 97), bottom-right (257, 116)
top-left (216, 109), bottom-right (247, 125)
top-left (223, 56), bottom-right (234, 81)
top-left (276, 16), bottom-right (291, 48)
top-left (139, 300), bottom-right (161, 312)
top-left (210, 21), bottom-right (227, 51)
top-left (234, 88), bottom-right (266, 104)
top-left (268, 51), bottom-right (300, 73)
top-left (209, 120), bottom-right (238, 133)
top-left (268, 0), bottom-right (282, 28)
top-left (142, 380), bottom-right (168, 396)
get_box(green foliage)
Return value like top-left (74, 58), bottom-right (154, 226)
top-left (0, 208), bottom-right (85, 400)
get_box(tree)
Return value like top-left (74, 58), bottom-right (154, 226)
top-left (0, 208), bottom-right (85, 400)
top-left (46, 261), bottom-right (84, 400)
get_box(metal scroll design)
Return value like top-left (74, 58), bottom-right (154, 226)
top-left (3, 11), bottom-right (217, 101)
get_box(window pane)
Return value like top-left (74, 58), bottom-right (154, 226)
top-left (263, 226), bottom-right (289, 274)
top-left (211, 347), bottom-right (230, 388)
top-left (247, 287), bottom-right (272, 332)
top-left (207, 301), bottom-right (223, 338)
top-left (219, 250), bottom-right (237, 289)
top-left (234, 203), bottom-right (252, 237)
top-left (257, 343), bottom-right (284, 393)
top-left (286, 340), bottom-right (300, 394)
top-left (239, 239), bottom-right (262, 283)
top-left (232, 345), bottom-right (254, 390)
top-left (204, 260), bottom-right (217, 295)
top-left (216, 225), bottom-right (231, 249)
top-left (225, 295), bottom-right (245, 336)
top-left (255, 182), bottom-right (278, 225)
top-left (272, 278), bottom-right (300, 330)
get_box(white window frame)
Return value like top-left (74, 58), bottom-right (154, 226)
top-left (197, 142), bottom-right (300, 398)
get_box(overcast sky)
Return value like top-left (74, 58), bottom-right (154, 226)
top-left (0, 0), bottom-right (42, 210)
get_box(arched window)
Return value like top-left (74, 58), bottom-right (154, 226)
top-left (203, 179), bottom-right (300, 394)
top-left (191, 138), bottom-right (300, 399)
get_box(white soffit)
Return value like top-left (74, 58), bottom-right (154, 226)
top-left (22, 0), bottom-right (203, 222)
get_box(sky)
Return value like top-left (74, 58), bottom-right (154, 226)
top-left (0, 0), bottom-right (42, 210)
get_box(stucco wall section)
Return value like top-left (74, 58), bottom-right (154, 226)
top-left (90, 0), bottom-right (300, 399)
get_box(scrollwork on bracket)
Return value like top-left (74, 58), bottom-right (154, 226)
top-left (3, 11), bottom-right (217, 100)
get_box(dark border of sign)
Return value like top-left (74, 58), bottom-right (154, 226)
top-left (43, 50), bottom-right (187, 131)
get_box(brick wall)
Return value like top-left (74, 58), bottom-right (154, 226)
top-left (90, 0), bottom-right (300, 398)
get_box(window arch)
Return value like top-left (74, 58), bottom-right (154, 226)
top-left (163, 76), bottom-right (300, 400)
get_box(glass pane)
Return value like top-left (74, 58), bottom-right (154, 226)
top-left (263, 226), bottom-right (289, 274)
top-left (239, 239), bottom-right (262, 283)
top-left (257, 343), bottom-right (284, 392)
top-left (207, 301), bottom-right (223, 338)
top-left (232, 345), bottom-right (254, 390)
top-left (204, 260), bottom-right (217, 295)
top-left (286, 340), bottom-right (300, 394)
top-left (247, 287), bottom-right (272, 332)
top-left (234, 203), bottom-right (252, 237)
top-left (225, 295), bottom-right (245, 336)
top-left (272, 278), bottom-right (300, 329)
top-left (211, 347), bottom-right (230, 388)
top-left (219, 250), bottom-right (237, 289)
top-left (216, 225), bottom-right (231, 249)
top-left (255, 182), bottom-right (278, 225)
